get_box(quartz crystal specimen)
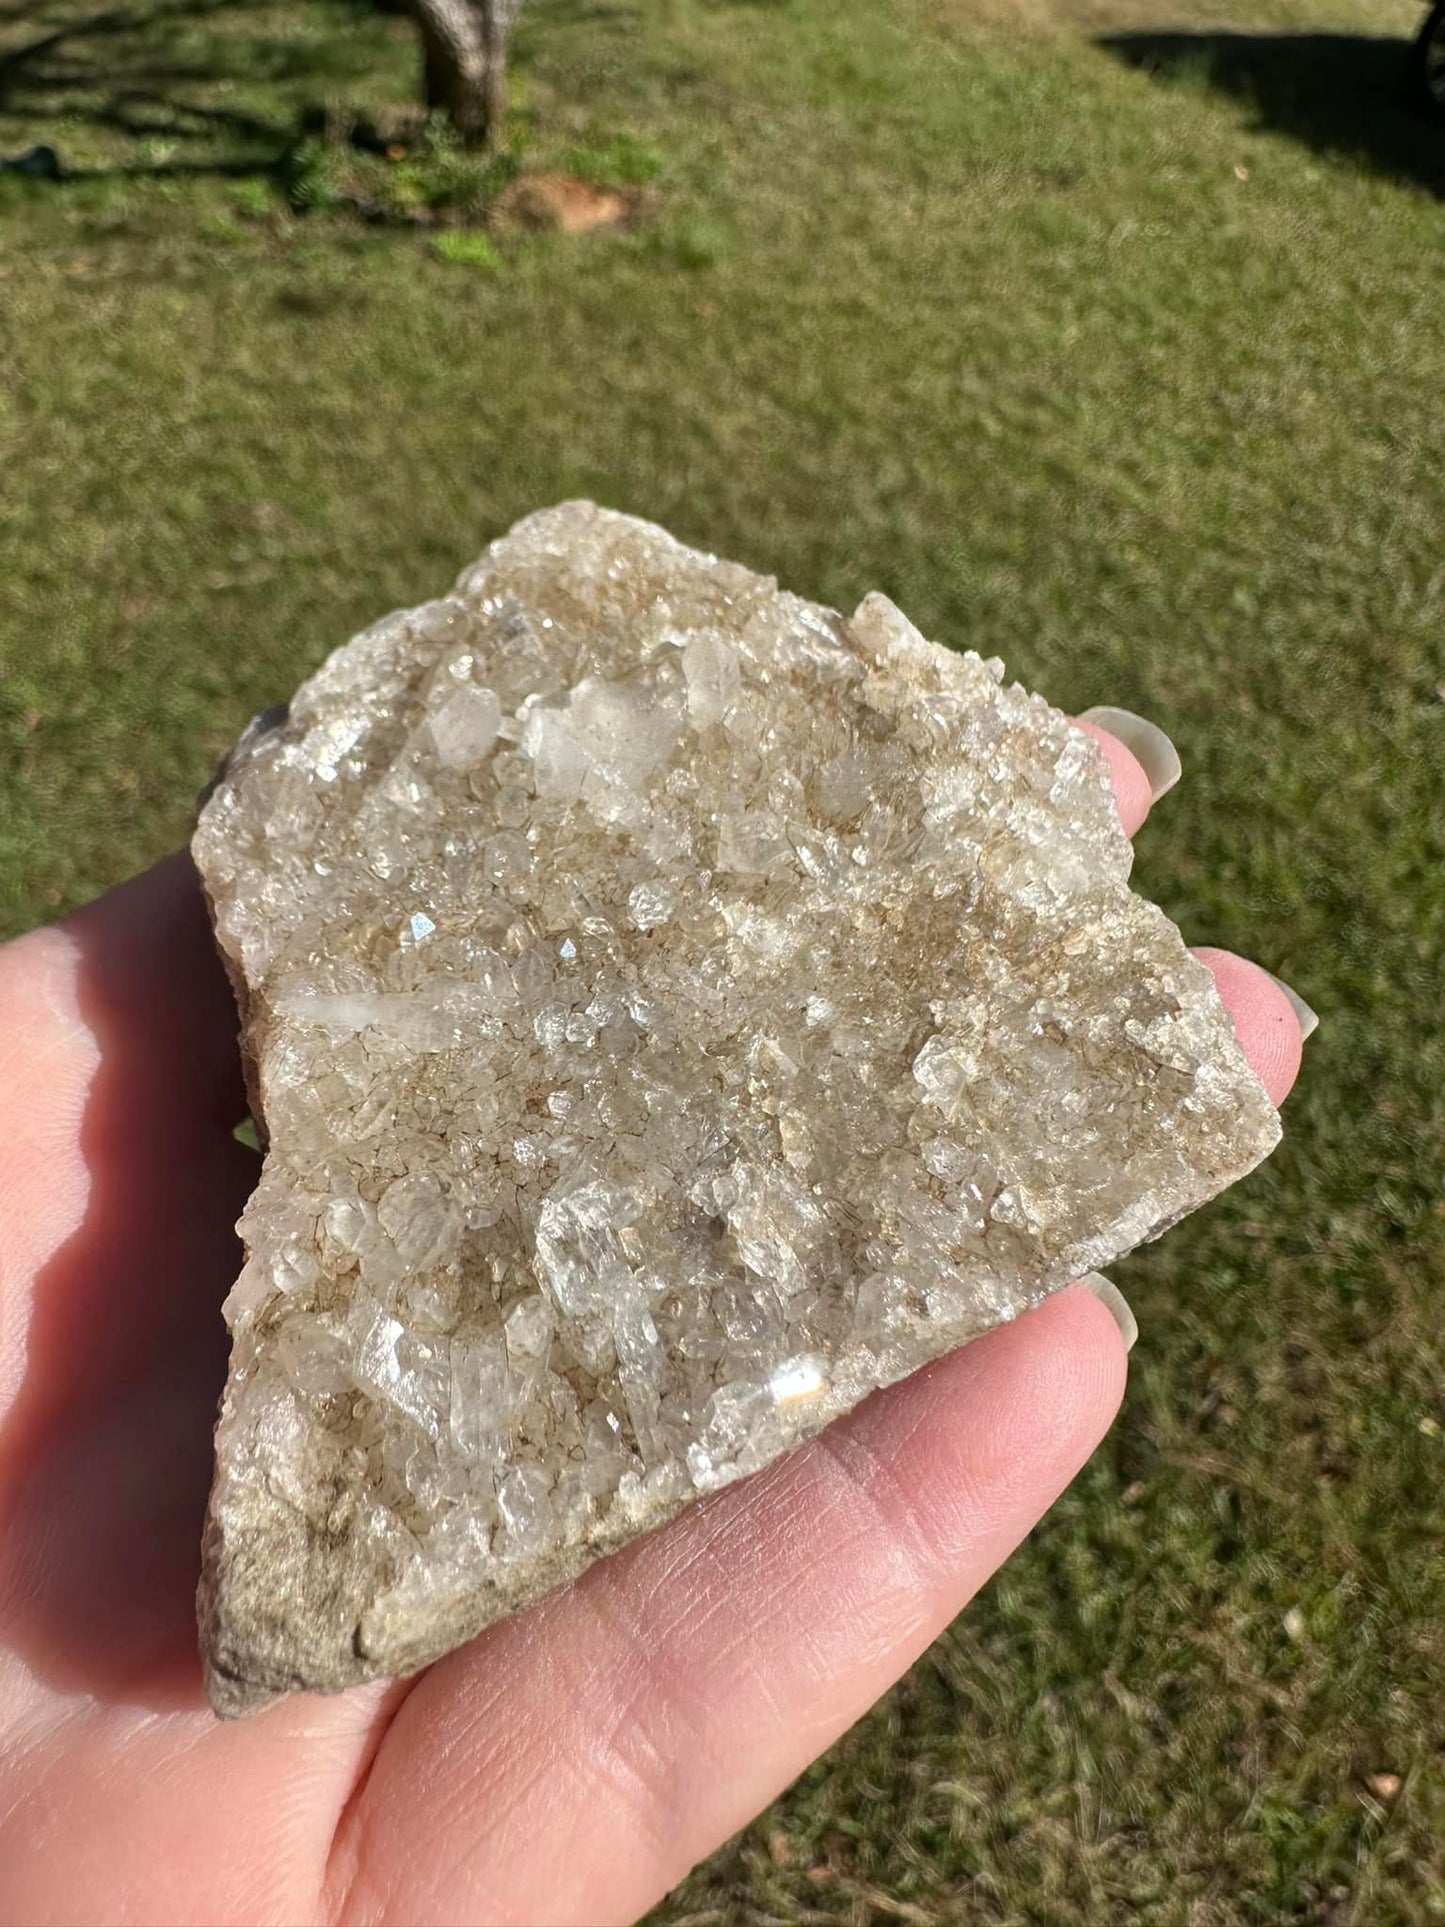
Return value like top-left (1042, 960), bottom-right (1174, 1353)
top-left (195, 503), bottom-right (1280, 1716)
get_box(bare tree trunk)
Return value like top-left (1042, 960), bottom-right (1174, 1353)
top-left (477, 0), bottom-right (508, 145)
top-left (407, 0), bottom-right (521, 147)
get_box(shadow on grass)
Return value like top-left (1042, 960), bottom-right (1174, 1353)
top-left (1099, 31), bottom-right (1445, 200)
top-left (0, 0), bottom-right (345, 181)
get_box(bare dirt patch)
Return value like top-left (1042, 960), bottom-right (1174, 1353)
top-left (493, 171), bottom-right (640, 234)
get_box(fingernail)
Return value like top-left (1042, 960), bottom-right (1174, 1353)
top-left (1079, 706), bottom-right (1183, 801)
top-left (1080, 1272), bottom-right (1138, 1352)
top-left (1262, 970), bottom-right (1319, 1042)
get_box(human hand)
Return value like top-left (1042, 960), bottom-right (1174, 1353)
top-left (0, 720), bottom-right (1305, 1926)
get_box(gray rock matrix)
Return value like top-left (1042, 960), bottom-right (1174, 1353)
top-left (194, 503), bottom-right (1279, 1716)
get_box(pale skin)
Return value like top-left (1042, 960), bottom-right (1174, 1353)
top-left (0, 724), bottom-right (1303, 1927)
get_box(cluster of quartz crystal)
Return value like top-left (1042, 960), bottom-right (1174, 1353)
top-left (194, 503), bottom-right (1280, 1714)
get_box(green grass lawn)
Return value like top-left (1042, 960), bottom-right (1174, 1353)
top-left (3, 0), bottom-right (1444, 1916)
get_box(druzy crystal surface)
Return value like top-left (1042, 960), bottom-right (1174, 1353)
top-left (195, 503), bottom-right (1280, 1715)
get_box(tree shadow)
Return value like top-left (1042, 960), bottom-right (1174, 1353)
top-left (0, 0), bottom-right (370, 182)
top-left (1098, 31), bottom-right (1445, 201)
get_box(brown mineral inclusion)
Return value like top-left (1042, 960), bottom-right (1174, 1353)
top-left (194, 503), bottom-right (1279, 1716)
